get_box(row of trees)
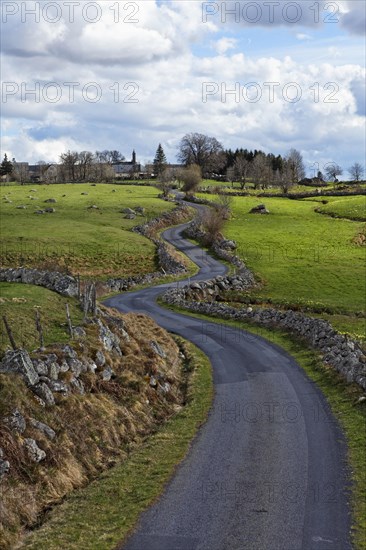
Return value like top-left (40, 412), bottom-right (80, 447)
top-left (175, 133), bottom-right (365, 189)
top-left (58, 150), bottom-right (126, 182)
top-left (1, 136), bottom-right (364, 186)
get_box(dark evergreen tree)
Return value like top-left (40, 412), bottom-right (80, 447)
top-left (153, 144), bottom-right (168, 176)
top-left (0, 154), bottom-right (13, 177)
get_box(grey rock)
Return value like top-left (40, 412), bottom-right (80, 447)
top-left (87, 361), bottom-right (98, 373)
top-left (3, 409), bottom-right (26, 433)
top-left (73, 327), bottom-right (86, 338)
top-left (35, 210), bottom-right (45, 214)
top-left (0, 456), bottom-right (10, 480)
top-left (97, 320), bottom-right (122, 355)
top-left (150, 341), bottom-right (167, 358)
top-left (24, 438), bottom-right (46, 462)
top-left (30, 418), bottom-right (56, 440)
top-left (125, 213), bottom-right (136, 219)
top-left (16, 205), bottom-right (27, 209)
top-left (32, 382), bottom-right (55, 406)
top-left (0, 349), bottom-right (39, 387)
top-left (250, 204), bottom-right (269, 214)
top-left (62, 345), bottom-right (77, 359)
top-left (44, 208), bottom-right (56, 213)
top-left (45, 380), bottom-right (69, 393)
top-left (44, 198), bottom-right (57, 203)
top-left (59, 360), bottom-right (70, 373)
top-left (122, 208), bottom-right (136, 215)
top-left (48, 362), bottom-right (60, 380)
top-left (102, 366), bottom-right (114, 381)
top-left (32, 359), bottom-right (48, 376)
top-left (70, 377), bottom-right (85, 395)
top-left (95, 350), bottom-right (106, 367)
top-left (66, 358), bottom-right (84, 377)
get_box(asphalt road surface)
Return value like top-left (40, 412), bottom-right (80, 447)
top-left (104, 213), bottom-right (352, 550)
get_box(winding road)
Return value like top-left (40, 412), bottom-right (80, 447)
top-left (104, 208), bottom-right (352, 550)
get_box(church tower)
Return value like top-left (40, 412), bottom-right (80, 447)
top-left (132, 150), bottom-right (136, 165)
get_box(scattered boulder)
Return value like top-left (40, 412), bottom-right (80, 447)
top-left (16, 205), bottom-right (26, 209)
top-left (44, 198), bottom-right (57, 203)
top-left (87, 205), bottom-right (99, 210)
top-left (23, 438), bottom-right (46, 463)
top-left (135, 206), bottom-right (145, 215)
top-left (250, 204), bottom-right (269, 214)
top-left (125, 214), bottom-right (136, 220)
top-left (44, 208), bottom-right (56, 213)
top-left (34, 210), bottom-right (45, 215)
top-left (81, 192), bottom-right (88, 196)
top-left (122, 208), bottom-right (136, 215)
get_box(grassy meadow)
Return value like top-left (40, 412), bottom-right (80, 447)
top-left (315, 195), bottom-right (366, 221)
top-left (0, 184), bottom-right (176, 279)
top-left (198, 192), bottom-right (365, 338)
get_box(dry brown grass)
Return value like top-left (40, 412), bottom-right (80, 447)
top-left (0, 308), bottom-right (186, 549)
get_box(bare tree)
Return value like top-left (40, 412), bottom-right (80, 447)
top-left (59, 151), bottom-right (79, 182)
top-left (36, 160), bottom-right (50, 181)
top-left (215, 190), bottom-right (233, 219)
top-left (92, 152), bottom-right (115, 182)
top-left (200, 206), bottom-right (227, 245)
top-left (277, 160), bottom-right (294, 194)
top-left (158, 167), bottom-right (175, 197)
top-left (77, 151), bottom-right (94, 181)
top-left (233, 155), bottom-right (251, 189)
top-left (251, 154), bottom-right (268, 189)
top-left (285, 148), bottom-right (306, 183)
top-left (325, 163), bottom-right (343, 182)
top-left (178, 133), bottom-right (225, 176)
top-left (178, 164), bottom-right (202, 195)
top-left (348, 162), bottom-right (364, 182)
top-left (12, 160), bottom-right (30, 185)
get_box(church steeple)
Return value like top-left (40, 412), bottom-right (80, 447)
top-left (132, 150), bottom-right (136, 164)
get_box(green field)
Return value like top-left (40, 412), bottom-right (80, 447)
top-left (0, 184), bottom-right (175, 279)
top-left (314, 195), bottom-right (366, 221)
top-left (199, 194), bottom-right (365, 316)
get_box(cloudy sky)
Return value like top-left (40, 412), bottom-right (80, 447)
top-left (1, 0), bottom-right (365, 175)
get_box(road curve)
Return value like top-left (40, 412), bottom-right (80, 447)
top-left (104, 212), bottom-right (352, 550)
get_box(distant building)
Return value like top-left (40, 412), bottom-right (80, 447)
top-left (112, 150), bottom-right (142, 179)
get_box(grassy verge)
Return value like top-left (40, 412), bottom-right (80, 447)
top-left (21, 341), bottom-right (213, 550)
top-left (161, 304), bottom-right (366, 550)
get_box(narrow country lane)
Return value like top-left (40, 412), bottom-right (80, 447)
top-left (104, 211), bottom-right (352, 550)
